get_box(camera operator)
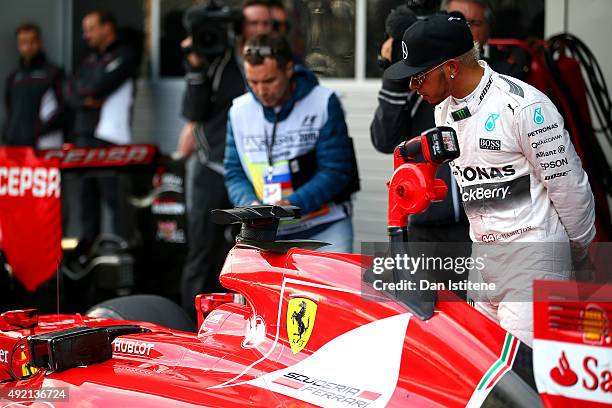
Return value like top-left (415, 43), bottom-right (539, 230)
top-left (175, 1), bottom-right (271, 315)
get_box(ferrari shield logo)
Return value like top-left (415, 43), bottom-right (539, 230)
top-left (286, 297), bottom-right (317, 353)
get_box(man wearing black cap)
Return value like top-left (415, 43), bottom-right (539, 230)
top-left (384, 14), bottom-right (595, 346)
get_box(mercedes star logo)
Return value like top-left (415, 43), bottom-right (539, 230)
top-left (402, 41), bottom-right (408, 60)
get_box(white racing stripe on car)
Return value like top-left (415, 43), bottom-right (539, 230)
top-left (248, 313), bottom-right (411, 407)
top-left (208, 277), bottom-right (392, 390)
top-left (466, 333), bottom-right (519, 408)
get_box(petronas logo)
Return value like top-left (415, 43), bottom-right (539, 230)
top-left (534, 107), bottom-right (544, 124)
top-left (485, 113), bottom-right (500, 132)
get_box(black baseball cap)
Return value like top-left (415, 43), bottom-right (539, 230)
top-left (383, 13), bottom-right (473, 81)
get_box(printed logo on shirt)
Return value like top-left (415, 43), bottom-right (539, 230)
top-left (484, 113), bottom-right (500, 132)
top-left (531, 134), bottom-right (562, 149)
top-left (451, 107), bottom-right (471, 121)
top-left (461, 175), bottom-right (530, 207)
top-left (301, 115), bottom-right (317, 127)
top-left (479, 76), bottom-right (493, 104)
top-left (534, 107), bottom-right (545, 124)
top-left (455, 165), bottom-right (515, 182)
top-left (535, 149), bottom-right (558, 158)
top-left (479, 138), bottom-right (501, 150)
top-left (527, 122), bottom-right (558, 138)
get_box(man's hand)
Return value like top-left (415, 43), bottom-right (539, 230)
top-left (175, 121), bottom-right (196, 158)
top-left (181, 36), bottom-right (204, 68)
top-left (274, 199), bottom-right (292, 206)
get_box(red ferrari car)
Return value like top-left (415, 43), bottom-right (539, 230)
top-left (0, 129), bottom-right (608, 407)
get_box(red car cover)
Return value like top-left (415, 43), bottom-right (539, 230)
top-left (0, 147), bottom-right (62, 292)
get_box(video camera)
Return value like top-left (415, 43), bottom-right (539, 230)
top-left (183, 1), bottom-right (242, 57)
top-left (405, 0), bottom-right (440, 16)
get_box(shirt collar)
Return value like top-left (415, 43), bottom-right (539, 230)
top-left (449, 60), bottom-right (494, 122)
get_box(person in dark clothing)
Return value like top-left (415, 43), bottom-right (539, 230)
top-left (175, 0), bottom-right (270, 315)
top-left (441, 0), bottom-right (527, 80)
top-left (371, 6), bottom-right (470, 243)
top-left (3, 23), bottom-right (64, 149)
top-left (65, 9), bottom-right (137, 244)
top-left (371, 7), bottom-right (470, 295)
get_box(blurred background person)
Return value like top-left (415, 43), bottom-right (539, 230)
top-left (64, 9), bottom-right (137, 248)
top-left (176, 0), bottom-right (272, 316)
top-left (225, 34), bottom-right (357, 253)
top-left (441, 0), bottom-right (527, 79)
top-left (3, 23), bottom-right (64, 149)
top-left (239, 0), bottom-right (273, 51)
top-left (269, 0), bottom-right (289, 35)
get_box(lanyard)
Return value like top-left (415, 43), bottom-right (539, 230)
top-left (264, 111), bottom-right (279, 181)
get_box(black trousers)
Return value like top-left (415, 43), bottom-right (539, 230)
top-left (180, 161), bottom-right (233, 314)
top-left (76, 137), bottom-right (129, 243)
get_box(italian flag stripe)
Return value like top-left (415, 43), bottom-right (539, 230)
top-left (485, 337), bottom-right (519, 389)
top-left (477, 333), bottom-right (518, 391)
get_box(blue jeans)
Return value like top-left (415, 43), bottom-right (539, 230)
top-left (278, 216), bottom-right (354, 253)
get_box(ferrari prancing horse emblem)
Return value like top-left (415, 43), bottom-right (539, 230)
top-left (286, 297), bottom-right (317, 354)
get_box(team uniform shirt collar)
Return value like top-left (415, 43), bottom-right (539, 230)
top-left (449, 60), bottom-right (494, 122)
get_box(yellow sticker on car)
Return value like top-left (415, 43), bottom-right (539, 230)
top-left (286, 298), bottom-right (317, 354)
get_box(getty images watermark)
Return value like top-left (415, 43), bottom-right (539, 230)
top-left (360, 241), bottom-right (611, 302)
top-left (369, 252), bottom-right (495, 292)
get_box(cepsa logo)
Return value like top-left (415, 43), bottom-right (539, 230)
top-left (0, 167), bottom-right (60, 198)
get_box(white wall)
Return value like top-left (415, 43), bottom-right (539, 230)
top-left (545, 0), bottom-right (612, 164)
top-left (545, 0), bottom-right (612, 89)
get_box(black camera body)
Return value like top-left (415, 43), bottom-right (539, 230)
top-left (183, 2), bottom-right (242, 57)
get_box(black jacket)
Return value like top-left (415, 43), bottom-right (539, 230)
top-left (370, 77), bottom-right (466, 226)
top-left (3, 53), bottom-right (64, 147)
top-left (181, 50), bottom-right (245, 164)
top-left (66, 40), bottom-right (136, 142)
